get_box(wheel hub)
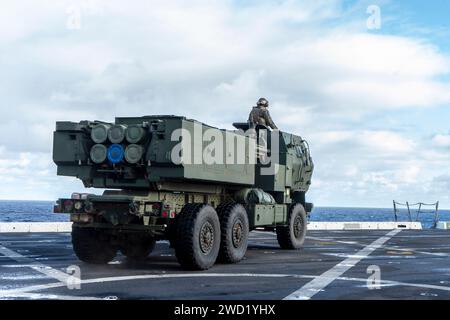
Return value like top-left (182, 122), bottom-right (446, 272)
top-left (293, 215), bottom-right (303, 238)
top-left (199, 221), bottom-right (214, 254)
top-left (232, 220), bottom-right (244, 248)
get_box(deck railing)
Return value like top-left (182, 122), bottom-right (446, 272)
top-left (393, 200), bottom-right (439, 228)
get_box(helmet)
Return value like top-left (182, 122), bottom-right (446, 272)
top-left (257, 98), bottom-right (269, 107)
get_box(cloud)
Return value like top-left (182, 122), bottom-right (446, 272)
top-left (309, 130), bottom-right (416, 155)
top-left (0, 0), bottom-right (449, 207)
top-left (306, 127), bottom-right (448, 207)
top-left (432, 134), bottom-right (450, 148)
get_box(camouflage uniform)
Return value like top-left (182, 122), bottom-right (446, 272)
top-left (248, 98), bottom-right (278, 130)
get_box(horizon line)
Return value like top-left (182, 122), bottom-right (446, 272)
top-left (0, 199), bottom-right (448, 211)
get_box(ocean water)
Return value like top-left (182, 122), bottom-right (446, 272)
top-left (309, 206), bottom-right (450, 229)
top-left (0, 200), bottom-right (448, 229)
top-left (0, 201), bottom-right (69, 223)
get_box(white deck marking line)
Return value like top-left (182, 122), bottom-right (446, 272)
top-left (0, 244), bottom-right (70, 284)
top-left (1, 230), bottom-right (448, 299)
top-left (0, 292), bottom-right (103, 300)
top-left (307, 236), bottom-right (362, 246)
top-left (2, 269), bottom-right (450, 299)
top-left (0, 244), bottom-right (100, 300)
top-left (1, 273), bottom-right (313, 296)
top-left (251, 231), bottom-right (276, 235)
top-left (335, 276), bottom-right (450, 292)
top-left (284, 229), bottom-right (402, 300)
top-left (307, 236), bottom-right (449, 257)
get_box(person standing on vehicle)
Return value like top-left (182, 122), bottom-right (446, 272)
top-left (248, 98), bottom-right (278, 130)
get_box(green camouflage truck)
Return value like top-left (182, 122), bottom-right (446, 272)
top-left (53, 115), bottom-right (314, 270)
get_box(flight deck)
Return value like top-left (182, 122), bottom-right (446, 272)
top-left (0, 229), bottom-right (449, 300)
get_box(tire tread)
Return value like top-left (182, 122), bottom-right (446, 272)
top-left (174, 203), bottom-right (219, 270)
top-left (72, 227), bottom-right (117, 264)
top-left (276, 203), bottom-right (307, 250)
top-left (216, 201), bottom-right (249, 263)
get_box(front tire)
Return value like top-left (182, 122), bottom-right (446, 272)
top-left (216, 202), bottom-right (249, 263)
top-left (276, 203), bottom-right (307, 249)
top-left (72, 227), bottom-right (117, 264)
top-left (174, 204), bottom-right (221, 270)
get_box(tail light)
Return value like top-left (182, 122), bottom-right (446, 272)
top-left (161, 204), bottom-right (176, 218)
top-left (53, 203), bottom-right (61, 213)
top-left (63, 199), bottom-right (74, 212)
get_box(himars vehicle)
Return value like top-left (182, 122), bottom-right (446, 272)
top-left (53, 115), bottom-right (314, 270)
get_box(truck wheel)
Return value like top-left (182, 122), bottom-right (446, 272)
top-left (276, 203), bottom-right (307, 249)
top-left (216, 202), bottom-right (249, 263)
top-left (174, 203), bottom-right (221, 270)
top-left (72, 227), bottom-right (117, 264)
top-left (120, 236), bottom-right (156, 260)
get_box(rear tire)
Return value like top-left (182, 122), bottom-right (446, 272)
top-left (174, 203), bottom-right (221, 270)
top-left (72, 227), bottom-right (117, 264)
top-left (276, 203), bottom-right (307, 249)
top-left (216, 202), bottom-right (249, 263)
top-left (120, 236), bottom-right (156, 260)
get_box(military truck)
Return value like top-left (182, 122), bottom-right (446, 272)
top-left (53, 115), bottom-right (314, 270)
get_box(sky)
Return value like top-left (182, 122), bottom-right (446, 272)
top-left (0, 0), bottom-right (449, 208)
